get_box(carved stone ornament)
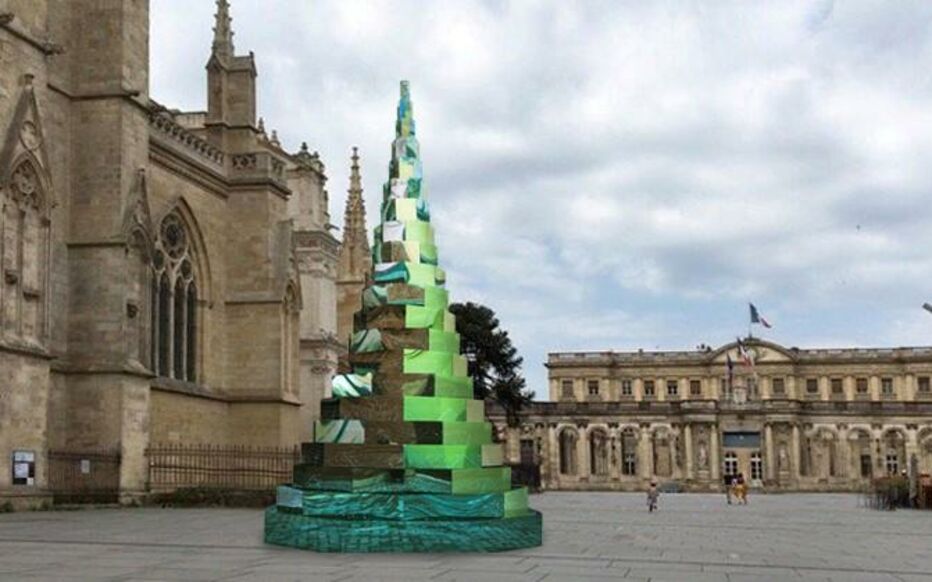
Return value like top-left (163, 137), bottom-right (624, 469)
top-left (10, 163), bottom-right (40, 208)
top-left (19, 121), bottom-right (40, 152)
top-left (161, 214), bottom-right (187, 259)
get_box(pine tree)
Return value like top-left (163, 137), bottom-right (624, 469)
top-left (450, 301), bottom-right (533, 426)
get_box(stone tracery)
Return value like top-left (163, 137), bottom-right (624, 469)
top-left (2, 158), bottom-right (49, 345)
top-left (151, 211), bottom-right (200, 382)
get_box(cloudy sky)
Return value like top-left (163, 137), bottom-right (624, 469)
top-left (152, 1), bottom-right (932, 397)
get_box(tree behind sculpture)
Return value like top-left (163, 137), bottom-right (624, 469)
top-left (450, 301), bottom-right (533, 426)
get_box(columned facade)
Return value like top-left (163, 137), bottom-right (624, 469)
top-left (491, 340), bottom-right (932, 491)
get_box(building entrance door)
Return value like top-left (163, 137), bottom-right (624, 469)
top-left (724, 449), bottom-right (758, 485)
top-left (722, 431), bottom-right (762, 487)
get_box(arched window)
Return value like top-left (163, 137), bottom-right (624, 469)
top-left (559, 429), bottom-right (578, 475)
top-left (2, 159), bottom-right (49, 344)
top-left (589, 430), bottom-right (609, 476)
top-left (151, 213), bottom-right (199, 381)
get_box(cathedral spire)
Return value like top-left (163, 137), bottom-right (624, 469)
top-left (211, 0), bottom-right (235, 61)
top-left (339, 147), bottom-right (371, 279)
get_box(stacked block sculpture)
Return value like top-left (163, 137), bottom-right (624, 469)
top-left (264, 81), bottom-right (543, 552)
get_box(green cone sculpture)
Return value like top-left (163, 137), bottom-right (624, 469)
top-left (264, 81), bottom-right (543, 552)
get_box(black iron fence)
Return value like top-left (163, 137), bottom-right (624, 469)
top-left (146, 444), bottom-right (300, 492)
top-left (47, 445), bottom-right (537, 503)
top-left (48, 450), bottom-right (122, 504)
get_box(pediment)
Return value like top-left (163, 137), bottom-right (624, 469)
top-left (710, 339), bottom-right (795, 364)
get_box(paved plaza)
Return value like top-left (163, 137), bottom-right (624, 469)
top-left (0, 493), bottom-right (930, 581)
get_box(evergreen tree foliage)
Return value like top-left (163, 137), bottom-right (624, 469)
top-left (449, 301), bottom-right (534, 426)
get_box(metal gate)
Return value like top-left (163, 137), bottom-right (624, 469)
top-left (47, 450), bottom-right (121, 504)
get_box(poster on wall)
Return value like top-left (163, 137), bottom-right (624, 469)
top-left (12, 450), bottom-right (35, 486)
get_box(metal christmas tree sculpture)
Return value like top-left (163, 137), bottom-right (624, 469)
top-left (264, 81), bottom-right (543, 552)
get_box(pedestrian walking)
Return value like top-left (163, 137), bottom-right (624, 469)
top-left (735, 473), bottom-right (748, 505)
top-left (647, 480), bottom-right (659, 512)
top-left (724, 473), bottom-right (734, 505)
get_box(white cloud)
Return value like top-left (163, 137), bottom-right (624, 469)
top-left (151, 0), bottom-right (932, 396)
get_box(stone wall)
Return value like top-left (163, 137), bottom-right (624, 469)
top-left (1, 0), bottom-right (340, 506)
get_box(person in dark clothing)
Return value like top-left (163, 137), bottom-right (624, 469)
top-left (647, 479), bottom-right (659, 512)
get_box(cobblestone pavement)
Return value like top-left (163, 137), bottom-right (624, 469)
top-left (1, 493), bottom-right (930, 581)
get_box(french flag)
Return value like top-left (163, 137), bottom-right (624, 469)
top-left (749, 303), bottom-right (772, 328)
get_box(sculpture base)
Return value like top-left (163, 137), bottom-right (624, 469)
top-left (264, 506), bottom-right (542, 552)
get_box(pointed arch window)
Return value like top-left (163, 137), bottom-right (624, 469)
top-left (1, 159), bottom-right (50, 345)
top-left (151, 213), bottom-right (200, 382)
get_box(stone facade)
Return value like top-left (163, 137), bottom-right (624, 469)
top-left (490, 339), bottom-right (932, 492)
top-left (0, 0), bottom-right (340, 507)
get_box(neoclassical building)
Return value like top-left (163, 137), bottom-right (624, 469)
top-left (0, 0), bottom-right (354, 505)
top-left (491, 339), bottom-right (932, 491)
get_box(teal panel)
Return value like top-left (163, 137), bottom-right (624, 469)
top-left (351, 329), bottom-right (383, 353)
top-left (296, 490), bottom-right (507, 520)
top-left (331, 372), bottom-right (373, 398)
top-left (265, 506), bottom-right (542, 552)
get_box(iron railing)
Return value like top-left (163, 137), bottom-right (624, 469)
top-left (146, 444), bottom-right (300, 492)
top-left (48, 450), bottom-right (122, 504)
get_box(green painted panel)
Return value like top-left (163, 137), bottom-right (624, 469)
top-left (433, 375), bottom-right (473, 398)
top-left (450, 467), bottom-right (512, 495)
top-left (403, 220), bottom-right (434, 245)
top-left (403, 348), bottom-right (453, 376)
top-left (403, 444), bottom-right (483, 469)
top-left (442, 422), bottom-right (491, 445)
top-left (405, 305), bottom-right (444, 329)
top-left (403, 395), bottom-right (467, 422)
top-left (428, 329), bottom-right (460, 354)
top-left (443, 310), bottom-right (456, 332)
top-left (405, 262), bottom-right (437, 287)
top-left (504, 487), bottom-right (530, 517)
top-left (482, 443), bottom-right (504, 467)
top-left (423, 286), bottom-right (448, 311)
top-left (393, 198), bottom-right (417, 221)
top-left (466, 399), bottom-right (485, 422)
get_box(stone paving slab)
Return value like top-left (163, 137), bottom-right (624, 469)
top-left (0, 493), bottom-right (931, 581)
